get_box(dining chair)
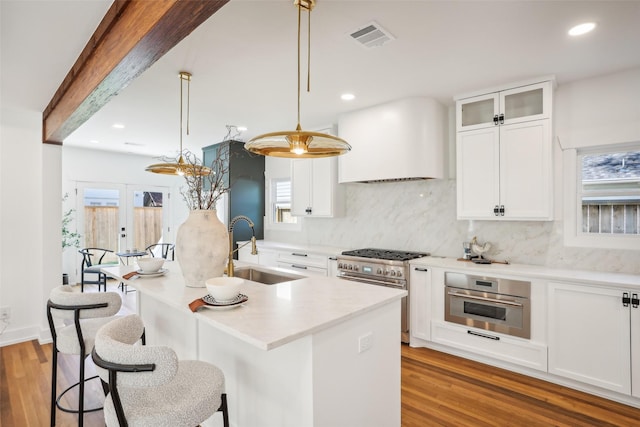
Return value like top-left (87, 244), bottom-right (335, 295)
top-left (145, 243), bottom-right (175, 260)
top-left (79, 248), bottom-right (117, 292)
top-left (47, 285), bottom-right (122, 427)
top-left (92, 314), bottom-right (229, 427)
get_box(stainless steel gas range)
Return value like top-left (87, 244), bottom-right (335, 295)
top-left (336, 248), bottom-right (429, 343)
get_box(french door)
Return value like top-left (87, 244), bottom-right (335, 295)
top-left (76, 182), bottom-right (170, 260)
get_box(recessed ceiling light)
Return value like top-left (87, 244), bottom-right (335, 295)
top-left (341, 93), bottom-right (355, 101)
top-left (89, 140), bottom-right (99, 144)
top-left (237, 126), bottom-right (248, 132)
top-left (568, 22), bottom-right (596, 36)
top-left (112, 123), bottom-right (125, 129)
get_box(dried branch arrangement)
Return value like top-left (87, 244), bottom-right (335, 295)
top-left (180, 144), bottom-right (231, 210)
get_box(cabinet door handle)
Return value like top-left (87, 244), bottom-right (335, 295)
top-left (414, 267), bottom-right (429, 272)
top-left (632, 293), bottom-right (639, 308)
top-left (305, 207), bottom-right (312, 214)
top-left (493, 205), bottom-right (500, 216)
top-left (467, 330), bottom-right (500, 341)
top-left (291, 252), bottom-right (308, 257)
top-left (623, 292), bottom-right (631, 307)
top-left (499, 114), bottom-right (505, 124)
top-left (290, 264), bottom-right (308, 270)
top-left (493, 115), bottom-right (499, 125)
top-left (500, 205), bottom-right (505, 216)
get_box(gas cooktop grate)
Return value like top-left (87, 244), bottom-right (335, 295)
top-left (341, 248), bottom-right (429, 261)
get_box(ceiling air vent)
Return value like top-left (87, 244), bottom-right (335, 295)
top-left (349, 21), bottom-right (395, 49)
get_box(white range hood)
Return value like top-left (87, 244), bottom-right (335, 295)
top-left (338, 97), bottom-right (447, 183)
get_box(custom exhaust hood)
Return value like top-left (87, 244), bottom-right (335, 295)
top-left (337, 97), bottom-right (447, 183)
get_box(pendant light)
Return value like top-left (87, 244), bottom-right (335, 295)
top-left (244, 0), bottom-right (351, 158)
top-left (146, 71), bottom-right (211, 176)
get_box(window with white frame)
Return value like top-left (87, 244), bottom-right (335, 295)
top-left (565, 143), bottom-right (640, 250)
top-left (271, 178), bottom-right (298, 226)
top-left (580, 149), bottom-right (640, 235)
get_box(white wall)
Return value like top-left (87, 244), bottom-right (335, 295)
top-left (0, 107), bottom-right (44, 345)
top-left (265, 68), bottom-right (640, 274)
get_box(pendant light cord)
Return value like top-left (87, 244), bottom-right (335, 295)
top-left (178, 72), bottom-right (191, 155)
top-left (297, 3), bottom-right (301, 127)
top-left (296, 3), bottom-right (312, 127)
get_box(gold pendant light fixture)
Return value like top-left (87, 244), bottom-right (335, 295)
top-left (146, 71), bottom-right (212, 176)
top-left (244, 0), bottom-right (351, 158)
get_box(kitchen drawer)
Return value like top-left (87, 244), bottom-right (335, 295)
top-left (277, 262), bottom-right (327, 277)
top-left (431, 320), bottom-right (547, 372)
top-left (277, 251), bottom-right (328, 269)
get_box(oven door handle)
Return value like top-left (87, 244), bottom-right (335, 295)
top-left (447, 291), bottom-right (523, 307)
top-left (338, 274), bottom-right (405, 288)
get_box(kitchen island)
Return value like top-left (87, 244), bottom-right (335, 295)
top-left (102, 262), bottom-right (406, 427)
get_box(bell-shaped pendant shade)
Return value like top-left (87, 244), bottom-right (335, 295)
top-left (145, 155), bottom-right (211, 176)
top-left (245, 124), bottom-right (351, 158)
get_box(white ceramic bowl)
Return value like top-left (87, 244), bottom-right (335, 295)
top-left (137, 257), bottom-right (165, 273)
top-left (206, 277), bottom-right (244, 301)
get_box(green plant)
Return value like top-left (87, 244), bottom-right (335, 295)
top-left (62, 193), bottom-right (81, 249)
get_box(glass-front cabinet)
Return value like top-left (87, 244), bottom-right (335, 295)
top-left (456, 80), bottom-right (552, 132)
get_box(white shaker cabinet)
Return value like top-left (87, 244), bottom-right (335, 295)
top-left (457, 119), bottom-right (552, 219)
top-left (456, 81), bottom-right (552, 132)
top-left (409, 266), bottom-right (432, 343)
top-left (291, 157), bottom-right (343, 217)
top-left (455, 79), bottom-right (553, 220)
top-left (548, 282), bottom-right (640, 397)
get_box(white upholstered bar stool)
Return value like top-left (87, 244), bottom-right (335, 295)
top-left (46, 285), bottom-right (122, 427)
top-left (92, 314), bottom-right (229, 427)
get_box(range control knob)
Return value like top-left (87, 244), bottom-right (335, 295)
top-left (348, 264), bottom-right (353, 270)
top-left (354, 265), bottom-right (359, 272)
top-left (338, 263), bottom-right (343, 269)
top-left (384, 270), bottom-right (389, 275)
top-left (397, 271), bottom-right (403, 278)
top-left (377, 268), bottom-right (382, 275)
top-left (390, 270), bottom-right (396, 277)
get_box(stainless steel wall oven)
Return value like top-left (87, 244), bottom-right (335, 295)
top-left (445, 272), bottom-right (531, 339)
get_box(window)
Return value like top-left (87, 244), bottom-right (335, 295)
top-left (267, 178), bottom-right (299, 230)
top-left (580, 150), bottom-right (640, 235)
top-left (564, 143), bottom-right (640, 250)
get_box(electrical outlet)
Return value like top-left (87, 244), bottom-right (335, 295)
top-left (358, 332), bottom-right (373, 353)
top-left (0, 307), bottom-right (10, 322)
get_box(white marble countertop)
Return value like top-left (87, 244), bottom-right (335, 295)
top-left (102, 262), bottom-right (406, 351)
top-left (411, 256), bottom-right (640, 288)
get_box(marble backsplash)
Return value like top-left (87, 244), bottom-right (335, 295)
top-left (265, 179), bottom-right (639, 274)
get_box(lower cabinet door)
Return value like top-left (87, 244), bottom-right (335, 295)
top-left (548, 282), bottom-right (631, 394)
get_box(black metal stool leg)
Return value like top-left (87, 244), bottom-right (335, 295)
top-left (50, 348), bottom-right (58, 426)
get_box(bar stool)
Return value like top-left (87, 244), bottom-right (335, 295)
top-left (47, 285), bottom-right (122, 427)
top-left (92, 314), bottom-right (229, 427)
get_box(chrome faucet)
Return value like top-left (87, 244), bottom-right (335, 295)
top-left (227, 215), bottom-right (258, 277)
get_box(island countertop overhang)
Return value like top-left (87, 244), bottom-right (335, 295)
top-left (102, 263), bottom-right (406, 351)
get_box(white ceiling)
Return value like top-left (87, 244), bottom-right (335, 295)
top-left (2, 1), bottom-right (640, 160)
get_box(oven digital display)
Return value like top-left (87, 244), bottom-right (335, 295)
top-left (362, 266), bottom-right (373, 274)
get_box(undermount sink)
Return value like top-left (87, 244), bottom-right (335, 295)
top-left (232, 267), bottom-right (304, 285)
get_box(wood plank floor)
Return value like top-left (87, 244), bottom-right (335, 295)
top-left (402, 345), bottom-right (640, 427)
top-left (3, 338), bottom-right (640, 426)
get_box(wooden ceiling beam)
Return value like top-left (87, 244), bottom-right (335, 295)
top-left (42, 0), bottom-right (229, 144)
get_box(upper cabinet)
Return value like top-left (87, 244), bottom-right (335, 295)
top-left (455, 78), bottom-right (554, 221)
top-left (291, 157), bottom-right (344, 217)
top-left (456, 81), bottom-right (552, 132)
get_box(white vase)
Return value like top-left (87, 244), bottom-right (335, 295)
top-left (176, 210), bottom-right (229, 288)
